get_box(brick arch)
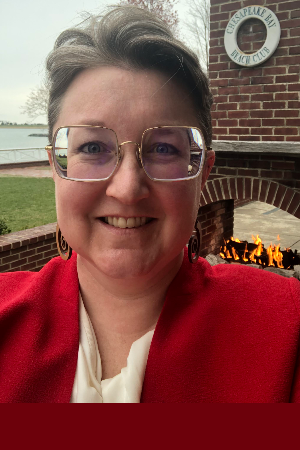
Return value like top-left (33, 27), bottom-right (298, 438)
top-left (200, 177), bottom-right (300, 219)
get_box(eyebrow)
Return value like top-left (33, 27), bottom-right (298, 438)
top-left (75, 120), bottom-right (108, 128)
top-left (150, 128), bottom-right (177, 136)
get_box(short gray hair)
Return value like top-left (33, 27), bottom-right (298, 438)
top-left (46, 5), bottom-right (213, 145)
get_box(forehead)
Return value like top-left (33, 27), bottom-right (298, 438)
top-left (55, 66), bottom-right (198, 133)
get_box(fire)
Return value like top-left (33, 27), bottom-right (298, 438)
top-left (232, 248), bottom-right (239, 260)
top-left (243, 243), bottom-right (248, 262)
top-left (274, 244), bottom-right (284, 269)
top-left (249, 234), bottom-right (263, 262)
top-left (267, 245), bottom-right (274, 266)
top-left (252, 234), bottom-right (262, 245)
top-left (219, 234), bottom-right (293, 270)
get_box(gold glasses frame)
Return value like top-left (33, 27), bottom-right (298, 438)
top-left (45, 125), bottom-right (211, 183)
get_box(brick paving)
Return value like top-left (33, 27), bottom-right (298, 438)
top-left (234, 201), bottom-right (300, 251)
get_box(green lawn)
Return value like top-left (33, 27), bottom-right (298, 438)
top-left (0, 176), bottom-right (57, 233)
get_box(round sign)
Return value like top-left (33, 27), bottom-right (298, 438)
top-left (224, 6), bottom-right (281, 67)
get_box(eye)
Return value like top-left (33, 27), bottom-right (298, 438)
top-left (156, 144), bottom-right (169, 154)
top-left (151, 143), bottom-right (179, 155)
top-left (78, 141), bottom-right (111, 154)
top-left (85, 143), bottom-right (101, 153)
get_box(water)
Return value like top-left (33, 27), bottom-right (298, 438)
top-left (0, 128), bottom-right (49, 164)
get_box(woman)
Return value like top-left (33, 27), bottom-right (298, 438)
top-left (0, 6), bottom-right (300, 403)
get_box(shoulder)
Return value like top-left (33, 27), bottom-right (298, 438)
top-left (0, 254), bottom-right (79, 403)
top-left (0, 253), bottom-right (78, 310)
top-left (176, 249), bottom-right (300, 316)
top-left (209, 260), bottom-right (300, 307)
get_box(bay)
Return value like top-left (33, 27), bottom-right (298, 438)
top-left (0, 128), bottom-right (49, 164)
top-left (0, 128), bottom-right (49, 149)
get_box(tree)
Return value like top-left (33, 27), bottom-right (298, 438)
top-left (182, 0), bottom-right (210, 72)
top-left (21, 85), bottom-right (48, 121)
top-left (119, 0), bottom-right (179, 34)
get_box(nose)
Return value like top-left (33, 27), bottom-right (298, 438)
top-left (105, 142), bottom-right (150, 204)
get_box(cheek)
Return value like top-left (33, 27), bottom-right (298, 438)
top-left (163, 181), bottom-right (200, 228)
top-left (54, 180), bottom-right (101, 225)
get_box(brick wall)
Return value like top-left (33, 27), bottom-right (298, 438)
top-left (210, 147), bottom-right (300, 192)
top-left (200, 145), bottom-right (300, 219)
top-left (210, 0), bottom-right (300, 141)
top-left (0, 223), bottom-right (58, 273)
top-left (198, 199), bottom-right (234, 256)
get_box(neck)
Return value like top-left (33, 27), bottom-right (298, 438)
top-left (77, 252), bottom-right (183, 338)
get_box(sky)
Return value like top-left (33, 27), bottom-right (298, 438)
top-left (0, 0), bottom-right (192, 124)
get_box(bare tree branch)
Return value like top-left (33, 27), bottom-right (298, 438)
top-left (21, 85), bottom-right (48, 121)
top-left (181, 0), bottom-right (210, 72)
top-left (118, 0), bottom-right (179, 34)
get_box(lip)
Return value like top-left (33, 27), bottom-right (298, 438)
top-left (96, 216), bottom-right (156, 232)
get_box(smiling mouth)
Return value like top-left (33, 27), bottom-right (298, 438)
top-left (99, 216), bottom-right (154, 229)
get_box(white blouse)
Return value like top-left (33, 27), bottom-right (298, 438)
top-left (70, 295), bottom-right (154, 403)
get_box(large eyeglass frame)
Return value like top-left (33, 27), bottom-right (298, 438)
top-left (45, 125), bottom-right (211, 182)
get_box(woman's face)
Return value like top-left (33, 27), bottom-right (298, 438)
top-left (51, 66), bottom-right (214, 280)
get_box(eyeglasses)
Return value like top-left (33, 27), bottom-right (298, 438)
top-left (45, 125), bottom-right (210, 182)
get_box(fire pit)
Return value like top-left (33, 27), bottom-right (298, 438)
top-left (220, 235), bottom-right (300, 270)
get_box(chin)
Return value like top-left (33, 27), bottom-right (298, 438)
top-left (90, 248), bottom-right (159, 280)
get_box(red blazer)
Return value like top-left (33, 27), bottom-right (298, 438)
top-left (1, 250), bottom-right (300, 403)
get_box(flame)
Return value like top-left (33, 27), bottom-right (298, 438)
top-left (243, 243), bottom-right (248, 262)
top-left (249, 250), bottom-right (256, 263)
top-left (231, 237), bottom-right (242, 243)
top-left (220, 234), bottom-right (291, 269)
top-left (274, 244), bottom-right (284, 269)
top-left (232, 248), bottom-right (240, 260)
top-left (248, 235), bottom-right (263, 263)
top-left (252, 234), bottom-right (263, 246)
top-left (226, 250), bottom-right (232, 259)
top-left (267, 245), bottom-right (275, 266)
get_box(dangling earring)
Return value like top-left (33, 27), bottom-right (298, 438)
top-left (56, 224), bottom-right (72, 261)
top-left (188, 219), bottom-right (202, 263)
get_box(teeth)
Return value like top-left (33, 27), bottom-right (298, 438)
top-left (104, 217), bottom-right (151, 228)
top-left (127, 218), bottom-right (136, 228)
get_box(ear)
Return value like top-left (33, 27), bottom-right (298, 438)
top-left (201, 150), bottom-right (215, 190)
top-left (46, 149), bottom-right (55, 181)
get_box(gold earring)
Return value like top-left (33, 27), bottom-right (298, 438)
top-left (188, 220), bottom-right (201, 263)
top-left (56, 224), bottom-right (72, 261)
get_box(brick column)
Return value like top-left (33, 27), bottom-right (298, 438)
top-left (210, 0), bottom-right (300, 142)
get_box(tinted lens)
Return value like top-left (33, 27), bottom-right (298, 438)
top-left (54, 126), bottom-right (118, 180)
top-left (141, 127), bottom-right (205, 180)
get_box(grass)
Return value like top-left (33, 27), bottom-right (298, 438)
top-left (0, 176), bottom-right (56, 233)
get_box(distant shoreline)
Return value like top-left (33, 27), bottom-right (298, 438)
top-left (0, 125), bottom-right (48, 129)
